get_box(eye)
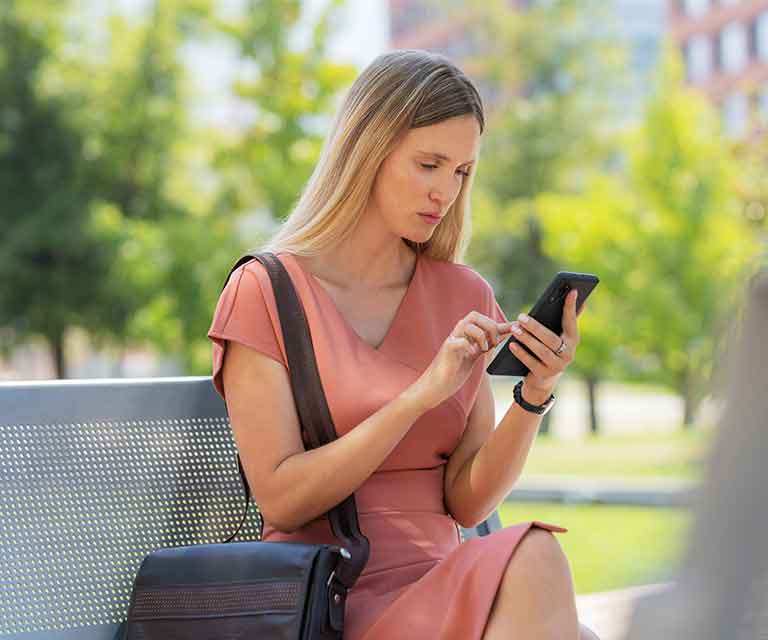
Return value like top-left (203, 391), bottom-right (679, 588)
top-left (420, 163), bottom-right (471, 177)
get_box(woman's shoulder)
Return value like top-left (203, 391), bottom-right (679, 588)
top-left (422, 255), bottom-right (497, 296)
top-left (218, 253), bottom-right (289, 304)
top-left (210, 255), bottom-right (279, 334)
top-left (208, 254), bottom-right (289, 400)
top-left (229, 254), bottom-right (269, 281)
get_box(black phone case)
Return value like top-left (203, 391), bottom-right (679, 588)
top-left (486, 271), bottom-right (599, 377)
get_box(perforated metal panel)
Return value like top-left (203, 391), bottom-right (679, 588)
top-left (0, 377), bottom-right (260, 637)
top-left (0, 376), bottom-right (500, 639)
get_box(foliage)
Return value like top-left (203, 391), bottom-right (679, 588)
top-left (462, 0), bottom-right (625, 310)
top-left (536, 47), bottom-right (764, 423)
top-left (208, 0), bottom-right (357, 223)
top-left (0, 0), bottom-right (118, 373)
top-left (0, 0), bottom-right (356, 375)
top-left (184, 0), bottom-right (357, 373)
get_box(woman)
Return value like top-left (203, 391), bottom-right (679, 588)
top-left (208, 49), bottom-right (597, 640)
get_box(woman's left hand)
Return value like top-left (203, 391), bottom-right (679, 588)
top-left (507, 289), bottom-right (587, 395)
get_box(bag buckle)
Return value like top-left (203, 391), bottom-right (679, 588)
top-left (326, 546), bottom-right (351, 588)
top-left (323, 545), bottom-right (352, 632)
top-left (326, 570), bottom-right (347, 632)
top-left (326, 569), bottom-right (337, 588)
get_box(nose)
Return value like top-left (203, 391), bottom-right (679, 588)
top-left (429, 174), bottom-right (462, 209)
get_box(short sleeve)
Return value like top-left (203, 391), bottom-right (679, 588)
top-left (483, 278), bottom-right (508, 325)
top-left (207, 260), bottom-right (289, 401)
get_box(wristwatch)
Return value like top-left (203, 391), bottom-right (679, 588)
top-left (513, 380), bottom-right (556, 416)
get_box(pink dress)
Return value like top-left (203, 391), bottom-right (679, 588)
top-left (207, 250), bottom-right (567, 639)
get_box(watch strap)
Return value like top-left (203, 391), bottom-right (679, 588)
top-left (513, 380), bottom-right (555, 414)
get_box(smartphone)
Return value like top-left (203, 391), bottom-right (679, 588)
top-left (486, 271), bottom-right (599, 376)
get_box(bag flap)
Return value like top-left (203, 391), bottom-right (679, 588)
top-left (132, 541), bottom-right (328, 587)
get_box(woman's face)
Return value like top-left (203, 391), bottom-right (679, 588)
top-left (368, 114), bottom-right (481, 243)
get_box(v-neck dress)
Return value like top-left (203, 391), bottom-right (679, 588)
top-left (207, 250), bottom-right (567, 639)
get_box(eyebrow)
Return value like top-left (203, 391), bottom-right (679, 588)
top-left (417, 150), bottom-right (475, 166)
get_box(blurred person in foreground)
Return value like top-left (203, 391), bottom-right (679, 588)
top-left (624, 268), bottom-right (768, 639)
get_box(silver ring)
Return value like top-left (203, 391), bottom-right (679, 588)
top-left (555, 338), bottom-right (567, 356)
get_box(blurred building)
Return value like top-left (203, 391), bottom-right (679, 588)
top-left (389, 1), bottom-right (503, 64)
top-left (595, 0), bottom-right (667, 127)
top-left (668, 0), bottom-right (768, 138)
top-left (388, 0), bottom-right (665, 127)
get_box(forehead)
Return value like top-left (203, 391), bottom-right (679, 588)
top-left (400, 115), bottom-right (481, 162)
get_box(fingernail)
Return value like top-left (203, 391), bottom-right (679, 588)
top-left (518, 313), bottom-right (529, 323)
top-left (573, 290), bottom-right (578, 301)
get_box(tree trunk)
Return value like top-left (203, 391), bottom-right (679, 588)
top-left (586, 375), bottom-right (599, 436)
top-left (111, 343), bottom-right (125, 377)
top-left (539, 407), bottom-right (552, 436)
top-left (682, 366), bottom-right (696, 428)
top-left (50, 330), bottom-right (66, 379)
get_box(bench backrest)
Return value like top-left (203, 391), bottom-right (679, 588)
top-left (0, 376), bottom-right (500, 639)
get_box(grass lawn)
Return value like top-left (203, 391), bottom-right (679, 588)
top-left (519, 428), bottom-right (715, 481)
top-left (485, 394), bottom-right (713, 594)
top-left (499, 501), bottom-right (692, 595)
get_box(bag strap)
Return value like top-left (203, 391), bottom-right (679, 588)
top-left (220, 251), bottom-right (370, 590)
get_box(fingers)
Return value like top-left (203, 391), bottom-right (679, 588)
top-left (561, 289), bottom-right (581, 343)
top-left (464, 323), bottom-right (490, 351)
top-left (508, 340), bottom-right (547, 377)
top-left (515, 312), bottom-right (562, 352)
top-left (510, 324), bottom-right (566, 370)
top-left (450, 334), bottom-right (479, 356)
top-left (458, 312), bottom-right (513, 353)
top-left (504, 291), bottom-right (586, 386)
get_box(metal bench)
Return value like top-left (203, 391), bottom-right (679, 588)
top-left (0, 376), bottom-right (501, 640)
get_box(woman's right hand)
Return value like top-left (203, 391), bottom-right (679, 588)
top-left (411, 311), bottom-right (513, 412)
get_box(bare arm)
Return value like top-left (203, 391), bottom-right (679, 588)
top-left (445, 291), bottom-right (584, 527)
top-left (222, 340), bottom-right (428, 533)
top-left (444, 358), bottom-right (550, 528)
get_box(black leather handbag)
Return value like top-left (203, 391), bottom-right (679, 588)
top-left (120, 251), bottom-right (371, 639)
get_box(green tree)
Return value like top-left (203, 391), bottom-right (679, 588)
top-left (206, 0), bottom-right (357, 222)
top-left (537, 48), bottom-right (763, 429)
top-left (535, 175), bottom-right (637, 434)
top-left (181, 0), bottom-right (357, 374)
top-left (731, 109), bottom-right (768, 238)
top-left (456, 0), bottom-right (625, 434)
top-left (1, 0), bottom-right (353, 378)
top-left (0, 0), bottom-right (116, 377)
top-left (60, 0), bottom-right (215, 374)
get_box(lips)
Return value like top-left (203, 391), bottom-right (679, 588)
top-left (418, 212), bottom-right (442, 220)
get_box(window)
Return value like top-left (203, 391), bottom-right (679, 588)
top-left (723, 92), bottom-right (748, 138)
top-left (684, 0), bottom-right (709, 17)
top-left (686, 35), bottom-right (712, 82)
top-left (720, 22), bottom-right (748, 73)
top-left (757, 12), bottom-right (768, 62)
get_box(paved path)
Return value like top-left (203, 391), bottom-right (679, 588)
top-left (506, 475), bottom-right (698, 507)
top-left (491, 378), bottom-right (721, 438)
top-left (576, 582), bottom-right (674, 640)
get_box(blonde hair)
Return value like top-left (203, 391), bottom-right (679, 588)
top-left (258, 49), bottom-right (485, 264)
